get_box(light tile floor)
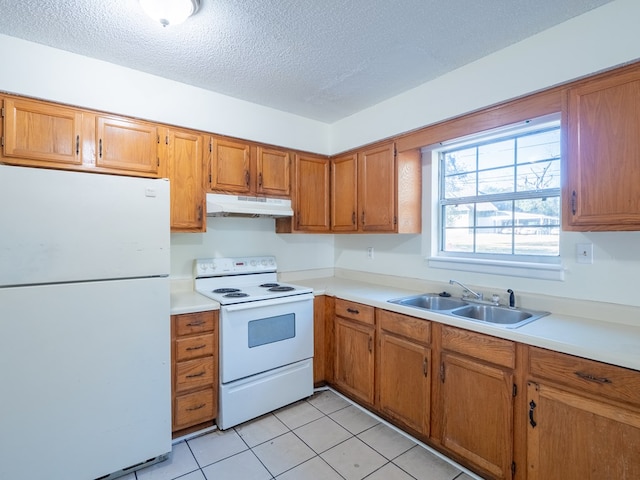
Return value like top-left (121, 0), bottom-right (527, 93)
top-left (126, 389), bottom-right (482, 480)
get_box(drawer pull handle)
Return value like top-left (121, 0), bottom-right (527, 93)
top-left (186, 344), bottom-right (206, 351)
top-left (575, 371), bottom-right (612, 384)
top-left (346, 308), bottom-right (360, 314)
top-left (186, 321), bottom-right (205, 327)
top-left (186, 403), bottom-right (206, 411)
top-left (186, 371), bottom-right (206, 378)
top-left (529, 400), bottom-right (537, 428)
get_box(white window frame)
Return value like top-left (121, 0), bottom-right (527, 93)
top-left (426, 114), bottom-right (565, 281)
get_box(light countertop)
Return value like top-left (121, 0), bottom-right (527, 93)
top-left (170, 275), bottom-right (640, 371)
top-left (292, 276), bottom-right (640, 372)
top-left (170, 279), bottom-right (219, 315)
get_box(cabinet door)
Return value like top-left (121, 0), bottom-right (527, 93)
top-left (209, 138), bottom-right (251, 194)
top-left (293, 154), bottom-right (330, 232)
top-left (331, 154), bottom-right (358, 231)
top-left (334, 317), bottom-right (375, 406)
top-left (96, 116), bottom-right (159, 175)
top-left (358, 143), bottom-right (396, 232)
top-left (2, 97), bottom-right (83, 167)
top-left (565, 67), bottom-right (640, 230)
top-left (256, 146), bottom-right (290, 196)
top-left (378, 331), bottom-right (431, 435)
top-left (527, 382), bottom-right (640, 480)
top-left (440, 352), bottom-right (514, 480)
top-left (165, 128), bottom-right (205, 232)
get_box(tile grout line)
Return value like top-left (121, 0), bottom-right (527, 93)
top-left (325, 387), bottom-right (483, 480)
top-left (159, 388), bottom-right (479, 480)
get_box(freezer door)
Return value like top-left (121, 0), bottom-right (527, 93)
top-left (0, 277), bottom-right (171, 480)
top-left (0, 164), bottom-right (169, 286)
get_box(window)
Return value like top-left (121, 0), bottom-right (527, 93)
top-left (430, 117), bottom-right (563, 279)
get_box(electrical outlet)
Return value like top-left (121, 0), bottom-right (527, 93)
top-left (576, 243), bottom-right (593, 264)
top-left (367, 247), bottom-right (374, 260)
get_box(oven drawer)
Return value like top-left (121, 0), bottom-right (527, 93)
top-left (176, 334), bottom-right (215, 362)
top-left (175, 357), bottom-right (215, 393)
top-left (175, 311), bottom-right (215, 336)
top-left (174, 387), bottom-right (215, 429)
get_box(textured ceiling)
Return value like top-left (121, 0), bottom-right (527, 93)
top-left (0, 0), bottom-right (614, 122)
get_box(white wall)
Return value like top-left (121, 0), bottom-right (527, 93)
top-left (3, 2), bottom-right (640, 310)
top-left (170, 217), bottom-right (335, 279)
top-left (0, 34), bottom-right (330, 154)
top-left (330, 0), bottom-right (640, 153)
top-left (334, 153), bottom-right (640, 310)
top-left (331, 0), bottom-right (640, 312)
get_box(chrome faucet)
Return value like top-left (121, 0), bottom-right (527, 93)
top-left (449, 279), bottom-right (483, 300)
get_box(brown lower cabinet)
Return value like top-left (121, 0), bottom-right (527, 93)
top-left (377, 309), bottom-right (431, 436)
top-left (434, 325), bottom-right (516, 480)
top-left (323, 298), bottom-right (640, 480)
top-left (171, 310), bottom-right (219, 436)
top-left (526, 346), bottom-right (640, 480)
top-left (333, 299), bottom-right (376, 406)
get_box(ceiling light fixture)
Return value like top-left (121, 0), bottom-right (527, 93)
top-left (139, 0), bottom-right (200, 27)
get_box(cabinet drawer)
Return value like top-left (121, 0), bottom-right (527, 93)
top-left (175, 357), bottom-right (215, 393)
top-left (176, 334), bottom-right (214, 362)
top-left (378, 309), bottom-right (430, 345)
top-left (175, 311), bottom-right (215, 336)
top-left (335, 299), bottom-right (374, 325)
top-left (174, 388), bottom-right (215, 429)
top-left (441, 325), bottom-right (515, 369)
top-left (528, 346), bottom-right (640, 406)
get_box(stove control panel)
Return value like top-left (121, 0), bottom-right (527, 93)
top-left (194, 256), bottom-right (277, 278)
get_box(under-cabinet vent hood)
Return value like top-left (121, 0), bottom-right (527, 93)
top-left (206, 193), bottom-right (294, 218)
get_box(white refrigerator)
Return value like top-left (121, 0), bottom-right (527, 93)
top-left (0, 164), bottom-right (172, 480)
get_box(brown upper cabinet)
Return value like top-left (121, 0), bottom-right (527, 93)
top-left (282, 142), bottom-right (421, 234)
top-left (1, 97), bottom-right (84, 168)
top-left (1, 96), bottom-right (162, 177)
top-left (276, 153), bottom-right (331, 233)
top-left (344, 142), bottom-right (421, 233)
top-left (256, 146), bottom-right (291, 196)
top-left (358, 143), bottom-right (397, 232)
top-left (564, 63), bottom-right (640, 231)
top-left (331, 153), bottom-right (358, 232)
top-left (95, 115), bottom-right (160, 176)
top-left (208, 137), bottom-right (251, 194)
top-left (208, 137), bottom-right (290, 197)
top-left (160, 127), bottom-right (206, 232)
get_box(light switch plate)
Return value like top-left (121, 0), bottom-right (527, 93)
top-left (576, 243), bottom-right (593, 264)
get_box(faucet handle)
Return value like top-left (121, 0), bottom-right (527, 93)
top-left (507, 289), bottom-right (515, 308)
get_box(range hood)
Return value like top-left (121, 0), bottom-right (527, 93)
top-left (206, 193), bottom-right (294, 218)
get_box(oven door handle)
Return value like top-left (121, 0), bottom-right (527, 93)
top-left (223, 293), bottom-right (314, 312)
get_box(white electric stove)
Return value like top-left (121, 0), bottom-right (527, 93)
top-left (194, 256), bottom-right (314, 429)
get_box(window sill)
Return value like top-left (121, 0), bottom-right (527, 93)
top-left (427, 256), bottom-right (565, 281)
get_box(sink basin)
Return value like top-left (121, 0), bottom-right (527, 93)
top-left (388, 294), bottom-right (468, 311)
top-left (450, 304), bottom-right (549, 328)
top-left (388, 293), bottom-right (550, 328)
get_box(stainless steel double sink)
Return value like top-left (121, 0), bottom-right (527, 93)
top-left (388, 293), bottom-right (550, 329)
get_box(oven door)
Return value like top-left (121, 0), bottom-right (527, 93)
top-left (219, 293), bottom-right (314, 383)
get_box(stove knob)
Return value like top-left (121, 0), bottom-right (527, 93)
top-left (250, 259), bottom-right (257, 266)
